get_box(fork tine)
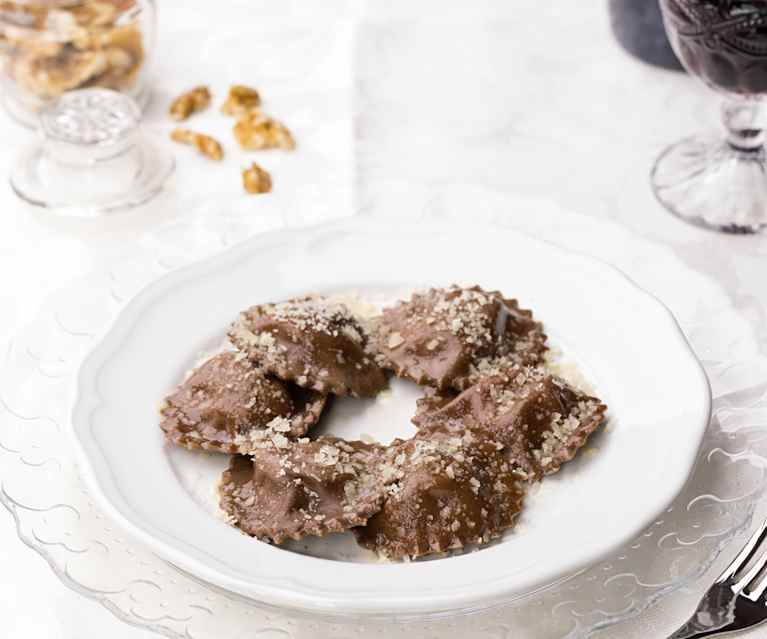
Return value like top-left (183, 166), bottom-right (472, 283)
top-left (737, 548), bottom-right (767, 600)
top-left (668, 519), bottom-right (767, 639)
top-left (718, 518), bottom-right (767, 584)
top-left (745, 562), bottom-right (767, 601)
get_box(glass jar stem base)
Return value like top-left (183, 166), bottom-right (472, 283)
top-left (10, 89), bottom-right (173, 216)
top-left (723, 99), bottom-right (766, 152)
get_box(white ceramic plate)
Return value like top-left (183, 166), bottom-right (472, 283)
top-left (71, 219), bottom-right (711, 618)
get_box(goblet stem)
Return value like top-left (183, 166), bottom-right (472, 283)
top-left (651, 97), bottom-right (767, 234)
top-left (723, 100), bottom-right (766, 154)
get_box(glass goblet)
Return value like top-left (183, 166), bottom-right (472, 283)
top-left (654, 0), bottom-right (767, 233)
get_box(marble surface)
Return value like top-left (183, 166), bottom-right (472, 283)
top-left (1, 1), bottom-right (767, 637)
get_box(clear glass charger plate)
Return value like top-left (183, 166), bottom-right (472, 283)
top-left (2, 185), bottom-right (767, 639)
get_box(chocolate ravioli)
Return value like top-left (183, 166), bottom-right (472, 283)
top-left (355, 428), bottom-right (526, 560)
top-left (413, 366), bottom-right (607, 480)
top-left (219, 437), bottom-right (386, 543)
top-left (228, 296), bottom-right (387, 397)
top-left (160, 352), bottom-right (327, 454)
top-left (377, 285), bottom-right (547, 392)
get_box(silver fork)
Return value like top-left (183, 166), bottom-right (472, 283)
top-left (669, 518), bottom-right (767, 638)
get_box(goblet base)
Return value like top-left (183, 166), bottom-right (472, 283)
top-left (651, 135), bottom-right (767, 234)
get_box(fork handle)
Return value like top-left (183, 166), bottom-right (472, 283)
top-left (667, 598), bottom-right (762, 638)
top-left (667, 622), bottom-right (718, 639)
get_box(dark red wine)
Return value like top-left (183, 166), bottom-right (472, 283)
top-left (661, 1), bottom-right (767, 95)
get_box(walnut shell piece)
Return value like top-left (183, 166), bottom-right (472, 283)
top-left (171, 128), bottom-right (224, 161)
top-left (169, 85), bottom-right (211, 121)
top-left (233, 111), bottom-right (296, 151)
top-left (219, 437), bottom-right (387, 543)
top-left (11, 46), bottom-right (110, 98)
top-left (221, 84), bottom-right (261, 117)
top-left (228, 296), bottom-right (388, 397)
top-left (69, 1), bottom-right (119, 29)
top-left (242, 162), bottom-right (272, 194)
top-left (76, 24), bottom-right (144, 91)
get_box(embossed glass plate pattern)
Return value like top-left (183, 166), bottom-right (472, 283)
top-left (1, 191), bottom-right (766, 638)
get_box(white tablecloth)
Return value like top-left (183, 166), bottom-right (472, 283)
top-left (1, 2), bottom-right (766, 637)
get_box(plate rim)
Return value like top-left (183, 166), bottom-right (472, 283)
top-left (71, 217), bottom-right (712, 617)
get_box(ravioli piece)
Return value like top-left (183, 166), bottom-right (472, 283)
top-left (228, 296), bottom-right (388, 397)
top-left (354, 430), bottom-right (525, 560)
top-left (413, 366), bottom-right (607, 479)
top-left (414, 386), bottom-right (459, 418)
top-left (377, 285), bottom-right (547, 391)
top-left (219, 437), bottom-right (386, 543)
top-left (159, 352), bottom-right (326, 454)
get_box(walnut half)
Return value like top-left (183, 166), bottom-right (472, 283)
top-left (233, 112), bottom-right (295, 151)
top-left (221, 85), bottom-right (261, 117)
top-left (169, 86), bottom-right (211, 121)
top-left (242, 162), bottom-right (272, 194)
top-left (170, 128), bottom-right (224, 161)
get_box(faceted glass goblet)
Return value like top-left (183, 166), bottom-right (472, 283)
top-left (654, 0), bottom-right (767, 233)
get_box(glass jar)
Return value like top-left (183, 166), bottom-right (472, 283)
top-left (0, 0), bottom-right (155, 126)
